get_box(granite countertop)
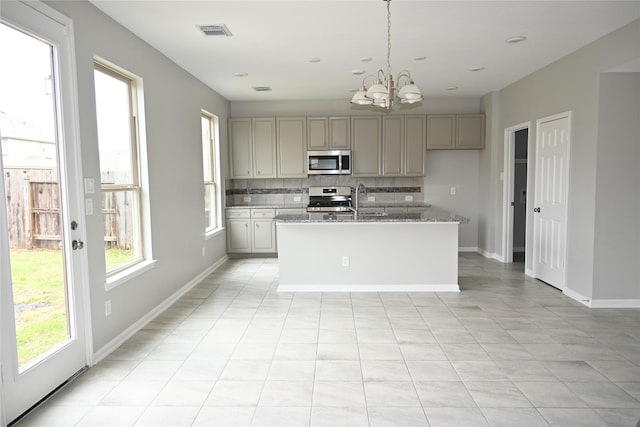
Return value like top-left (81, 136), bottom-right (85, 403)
top-left (275, 208), bottom-right (469, 224)
top-left (226, 202), bottom-right (433, 210)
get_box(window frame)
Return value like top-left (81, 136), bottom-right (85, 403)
top-left (201, 110), bottom-right (222, 237)
top-left (94, 59), bottom-right (153, 283)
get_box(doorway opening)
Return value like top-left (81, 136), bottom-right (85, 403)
top-left (512, 129), bottom-right (528, 263)
top-left (502, 122), bottom-right (531, 266)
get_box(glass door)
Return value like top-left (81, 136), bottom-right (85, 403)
top-left (1, 2), bottom-right (88, 424)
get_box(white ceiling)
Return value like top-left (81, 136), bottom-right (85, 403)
top-left (89, 1), bottom-right (640, 102)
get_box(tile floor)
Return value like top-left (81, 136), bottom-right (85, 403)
top-left (15, 254), bottom-right (640, 427)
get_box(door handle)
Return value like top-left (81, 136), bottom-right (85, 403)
top-left (72, 240), bottom-right (84, 250)
top-left (534, 207), bottom-right (541, 213)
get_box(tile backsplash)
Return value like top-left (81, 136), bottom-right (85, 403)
top-left (225, 176), bottom-right (424, 207)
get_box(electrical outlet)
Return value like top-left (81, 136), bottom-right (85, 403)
top-left (341, 255), bottom-right (350, 267)
top-left (293, 196), bottom-right (301, 202)
top-left (243, 196), bottom-right (251, 202)
top-left (202, 247), bottom-right (206, 257)
top-left (405, 195), bottom-right (413, 202)
top-left (450, 187), bottom-right (456, 195)
top-left (105, 300), bottom-right (112, 317)
top-left (367, 196), bottom-right (375, 202)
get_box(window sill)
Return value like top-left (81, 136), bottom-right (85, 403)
top-left (205, 227), bottom-right (224, 240)
top-left (105, 259), bottom-right (157, 291)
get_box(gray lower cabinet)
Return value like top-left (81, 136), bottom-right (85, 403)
top-left (226, 208), bottom-right (276, 253)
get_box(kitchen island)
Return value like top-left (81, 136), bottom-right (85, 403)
top-left (275, 209), bottom-right (467, 292)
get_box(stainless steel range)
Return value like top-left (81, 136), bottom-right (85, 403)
top-left (307, 186), bottom-right (353, 212)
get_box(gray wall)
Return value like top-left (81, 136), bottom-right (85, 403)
top-left (592, 72), bottom-right (640, 299)
top-left (232, 98), bottom-right (483, 249)
top-left (46, 1), bottom-right (231, 352)
top-left (478, 19), bottom-right (640, 300)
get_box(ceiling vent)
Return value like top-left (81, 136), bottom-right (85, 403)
top-left (198, 24), bottom-right (232, 37)
top-left (252, 86), bottom-right (272, 92)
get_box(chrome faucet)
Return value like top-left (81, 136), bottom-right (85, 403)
top-left (353, 183), bottom-right (366, 216)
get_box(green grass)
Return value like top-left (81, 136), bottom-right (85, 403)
top-left (10, 248), bottom-right (130, 366)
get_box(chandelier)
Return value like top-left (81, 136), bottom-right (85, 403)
top-left (350, 0), bottom-right (423, 110)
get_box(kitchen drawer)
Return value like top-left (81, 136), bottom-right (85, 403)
top-left (276, 208), bottom-right (307, 215)
top-left (227, 208), bottom-right (250, 219)
top-left (250, 208), bottom-right (276, 219)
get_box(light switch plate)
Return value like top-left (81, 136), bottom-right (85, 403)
top-left (84, 178), bottom-right (95, 194)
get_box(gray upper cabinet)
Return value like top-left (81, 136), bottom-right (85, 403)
top-left (307, 116), bottom-right (350, 150)
top-left (426, 115), bottom-right (456, 150)
top-left (427, 114), bottom-right (485, 150)
top-left (329, 117), bottom-right (350, 149)
top-left (351, 116), bottom-right (382, 177)
top-left (277, 117), bottom-right (307, 178)
top-left (383, 115), bottom-right (426, 176)
top-left (252, 118), bottom-right (277, 178)
top-left (307, 117), bottom-right (328, 150)
top-left (456, 114), bottom-right (485, 149)
top-left (229, 118), bottom-right (253, 178)
top-left (229, 117), bottom-right (276, 178)
top-left (404, 115), bottom-right (427, 176)
top-left (382, 116), bottom-right (404, 176)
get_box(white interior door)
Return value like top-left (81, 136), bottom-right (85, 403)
top-left (1, 2), bottom-right (89, 424)
top-left (532, 112), bottom-right (571, 289)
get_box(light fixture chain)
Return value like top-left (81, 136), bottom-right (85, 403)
top-left (387, 0), bottom-right (392, 74)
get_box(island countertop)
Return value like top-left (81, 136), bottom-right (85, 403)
top-left (274, 208), bottom-right (469, 224)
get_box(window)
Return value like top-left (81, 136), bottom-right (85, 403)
top-left (94, 61), bottom-right (145, 275)
top-left (201, 111), bottom-right (221, 234)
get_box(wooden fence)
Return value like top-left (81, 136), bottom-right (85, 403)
top-left (4, 168), bottom-right (130, 249)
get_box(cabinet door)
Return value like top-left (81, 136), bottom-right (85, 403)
top-left (426, 115), bottom-right (455, 150)
top-left (277, 117), bottom-right (307, 177)
top-left (404, 115), bottom-right (426, 176)
top-left (227, 219), bottom-right (251, 253)
top-left (351, 116), bottom-right (381, 176)
top-left (229, 118), bottom-right (253, 178)
top-left (253, 118), bottom-right (277, 178)
top-left (456, 114), bottom-right (485, 149)
top-left (252, 219), bottom-right (276, 252)
top-left (382, 116), bottom-right (403, 176)
top-left (329, 117), bottom-right (350, 149)
top-left (307, 117), bottom-right (328, 150)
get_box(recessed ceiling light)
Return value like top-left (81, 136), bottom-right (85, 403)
top-left (351, 69), bottom-right (366, 75)
top-left (469, 66), bottom-right (485, 72)
top-left (360, 57), bottom-right (373, 62)
top-left (446, 86), bottom-right (458, 91)
top-left (505, 35), bottom-right (527, 44)
top-left (414, 56), bottom-right (427, 61)
top-left (233, 72), bottom-right (248, 77)
top-left (309, 58), bottom-right (321, 63)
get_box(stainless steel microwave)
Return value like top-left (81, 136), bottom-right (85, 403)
top-left (307, 150), bottom-right (351, 175)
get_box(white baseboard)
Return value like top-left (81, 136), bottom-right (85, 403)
top-left (92, 255), bottom-right (228, 365)
top-left (459, 246), bottom-right (478, 253)
top-left (562, 287), bottom-right (593, 307)
top-left (588, 298), bottom-right (640, 308)
top-left (476, 248), bottom-right (494, 259)
top-left (278, 284), bottom-right (460, 293)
